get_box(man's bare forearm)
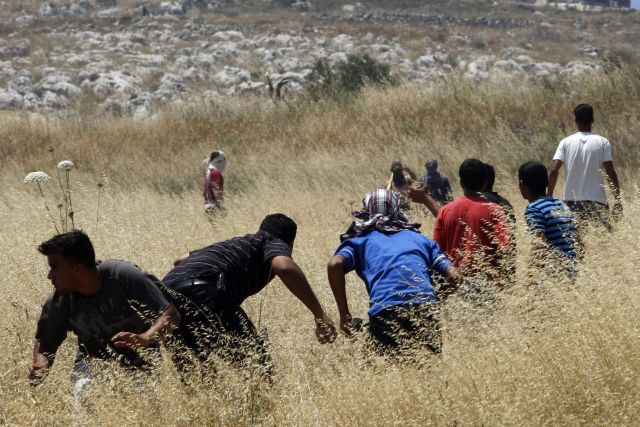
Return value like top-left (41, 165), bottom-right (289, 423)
top-left (547, 169), bottom-right (559, 197)
top-left (327, 256), bottom-right (351, 321)
top-left (547, 160), bottom-right (563, 197)
top-left (141, 305), bottom-right (181, 344)
top-left (272, 256), bottom-right (326, 319)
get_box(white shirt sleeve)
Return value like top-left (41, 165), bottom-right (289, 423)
top-left (553, 140), bottom-right (565, 162)
top-left (602, 138), bottom-right (613, 162)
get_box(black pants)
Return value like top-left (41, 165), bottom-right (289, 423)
top-left (169, 295), bottom-right (271, 378)
top-left (566, 200), bottom-right (611, 231)
top-left (368, 304), bottom-right (442, 356)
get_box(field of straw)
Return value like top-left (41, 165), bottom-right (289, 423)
top-left (1, 66), bottom-right (640, 425)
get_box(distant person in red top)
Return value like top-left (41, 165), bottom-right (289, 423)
top-left (432, 159), bottom-right (512, 279)
top-left (203, 150), bottom-right (227, 213)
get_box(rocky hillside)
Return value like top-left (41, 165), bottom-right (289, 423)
top-left (0, 0), bottom-right (638, 117)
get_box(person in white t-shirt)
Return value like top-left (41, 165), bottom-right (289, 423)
top-left (548, 104), bottom-right (621, 227)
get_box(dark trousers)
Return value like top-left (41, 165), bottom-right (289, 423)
top-left (566, 200), bottom-right (611, 231)
top-left (368, 303), bottom-right (442, 355)
top-left (169, 295), bottom-right (271, 378)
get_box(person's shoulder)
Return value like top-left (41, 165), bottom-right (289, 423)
top-left (258, 231), bottom-right (292, 253)
top-left (526, 199), bottom-right (545, 213)
top-left (99, 259), bottom-right (137, 272)
top-left (99, 259), bottom-right (145, 281)
top-left (529, 197), bottom-right (560, 213)
top-left (593, 133), bottom-right (611, 145)
top-left (561, 132), bottom-right (581, 143)
top-left (445, 196), bottom-right (466, 207)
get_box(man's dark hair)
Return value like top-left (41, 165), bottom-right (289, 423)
top-left (574, 104), bottom-right (594, 125)
top-left (518, 161), bottom-right (548, 196)
top-left (38, 230), bottom-right (96, 268)
top-left (425, 157), bottom-right (438, 171)
top-left (259, 213), bottom-right (297, 245)
top-left (484, 163), bottom-right (496, 192)
top-left (459, 158), bottom-right (486, 192)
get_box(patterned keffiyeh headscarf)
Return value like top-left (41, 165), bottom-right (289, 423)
top-left (340, 189), bottom-right (421, 241)
top-left (203, 150), bottom-right (227, 173)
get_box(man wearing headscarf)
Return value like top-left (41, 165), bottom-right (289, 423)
top-left (328, 189), bottom-right (461, 356)
top-left (203, 150), bottom-right (227, 212)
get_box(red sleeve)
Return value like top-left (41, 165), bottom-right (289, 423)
top-left (433, 210), bottom-right (444, 249)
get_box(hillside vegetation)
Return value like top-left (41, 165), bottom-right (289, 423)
top-left (1, 64), bottom-right (640, 425)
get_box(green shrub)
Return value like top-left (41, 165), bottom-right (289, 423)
top-left (306, 53), bottom-right (397, 101)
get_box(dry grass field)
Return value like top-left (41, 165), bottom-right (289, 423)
top-left (1, 65), bottom-right (640, 425)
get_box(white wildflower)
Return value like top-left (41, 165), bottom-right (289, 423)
top-left (24, 171), bottom-right (50, 183)
top-left (57, 160), bottom-right (75, 171)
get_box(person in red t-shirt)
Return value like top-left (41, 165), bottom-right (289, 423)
top-left (203, 150), bottom-right (227, 212)
top-left (432, 159), bottom-right (512, 278)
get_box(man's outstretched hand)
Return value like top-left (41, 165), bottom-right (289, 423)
top-left (111, 331), bottom-right (153, 350)
top-left (408, 183), bottom-right (429, 204)
top-left (28, 352), bottom-right (50, 386)
top-left (339, 316), bottom-right (363, 337)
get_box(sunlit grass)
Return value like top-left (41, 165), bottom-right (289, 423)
top-left (1, 68), bottom-right (640, 425)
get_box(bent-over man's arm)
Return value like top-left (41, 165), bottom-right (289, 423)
top-left (112, 305), bottom-right (180, 349)
top-left (108, 261), bottom-right (181, 349)
top-left (270, 256), bottom-right (336, 344)
top-left (439, 266), bottom-right (462, 302)
top-left (29, 293), bottom-right (69, 385)
top-left (29, 340), bottom-right (53, 385)
top-left (327, 255), bottom-right (356, 335)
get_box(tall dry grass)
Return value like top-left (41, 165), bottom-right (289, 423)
top-left (1, 67), bottom-right (640, 425)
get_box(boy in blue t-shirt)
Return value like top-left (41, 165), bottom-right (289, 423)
top-left (518, 161), bottom-right (580, 277)
top-left (327, 189), bottom-right (461, 355)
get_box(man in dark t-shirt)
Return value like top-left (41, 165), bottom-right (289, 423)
top-left (29, 231), bottom-right (180, 388)
top-left (163, 213), bottom-right (336, 375)
top-left (419, 157), bottom-right (453, 205)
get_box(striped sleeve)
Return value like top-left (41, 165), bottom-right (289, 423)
top-left (263, 237), bottom-right (292, 262)
top-left (524, 205), bottom-right (545, 231)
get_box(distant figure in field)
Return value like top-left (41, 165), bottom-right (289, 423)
top-left (328, 189), bottom-right (461, 356)
top-left (519, 161), bottom-right (580, 279)
top-left (162, 214), bottom-right (336, 377)
top-left (419, 157), bottom-right (453, 205)
top-left (203, 150), bottom-right (227, 213)
top-left (432, 159), bottom-right (512, 285)
top-left (548, 104), bottom-right (622, 229)
top-left (386, 159), bottom-right (417, 211)
top-left (28, 231), bottom-right (180, 392)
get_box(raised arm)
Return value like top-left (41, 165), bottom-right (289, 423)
top-left (270, 256), bottom-right (336, 343)
top-left (547, 160), bottom-right (563, 197)
top-left (403, 166), bottom-right (418, 181)
top-left (408, 183), bottom-right (442, 217)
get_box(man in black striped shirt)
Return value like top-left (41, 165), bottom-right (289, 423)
top-left (163, 213), bottom-right (336, 375)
